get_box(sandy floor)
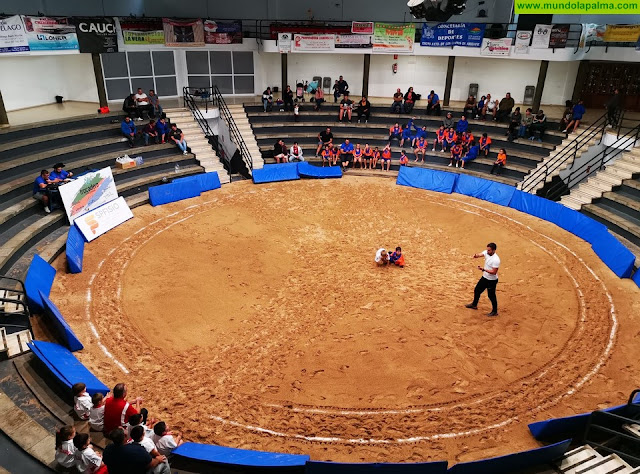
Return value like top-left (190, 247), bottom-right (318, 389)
top-left (49, 177), bottom-right (640, 464)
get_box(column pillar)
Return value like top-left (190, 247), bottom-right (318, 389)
top-left (362, 54), bottom-right (370, 97)
top-left (443, 56), bottom-right (455, 107)
top-left (533, 60), bottom-right (549, 113)
top-left (0, 90), bottom-right (8, 126)
top-left (92, 53), bottom-right (108, 108)
top-left (281, 53), bottom-right (288, 94)
top-left (572, 60), bottom-right (590, 103)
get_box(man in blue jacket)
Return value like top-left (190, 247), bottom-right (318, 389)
top-left (121, 116), bottom-right (137, 148)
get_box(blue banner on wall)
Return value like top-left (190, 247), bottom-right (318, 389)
top-left (420, 23), bottom-right (486, 47)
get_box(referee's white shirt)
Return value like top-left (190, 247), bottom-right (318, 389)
top-left (482, 250), bottom-right (500, 281)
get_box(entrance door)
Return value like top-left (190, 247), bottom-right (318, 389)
top-left (580, 62), bottom-right (640, 112)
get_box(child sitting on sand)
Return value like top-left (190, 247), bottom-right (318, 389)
top-left (390, 247), bottom-right (405, 267)
top-left (375, 248), bottom-right (389, 266)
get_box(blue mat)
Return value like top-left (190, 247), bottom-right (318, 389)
top-left (306, 461), bottom-right (448, 473)
top-left (39, 291), bottom-right (83, 352)
top-left (590, 231), bottom-right (636, 278)
top-left (24, 254), bottom-right (56, 314)
top-left (172, 443), bottom-right (309, 467)
top-left (252, 163), bottom-right (300, 184)
top-left (66, 225), bottom-right (85, 274)
top-left (633, 268), bottom-right (640, 289)
top-left (173, 172), bottom-right (222, 192)
top-left (453, 174), bottom-right (516, 207)
top-left (447, 439), bottom-right (571, 474)
top-left (298, 162), bottom-right (342, 179)
top-left (28, 340), bottom-right (109, 396)
top-left (397, 167), bottom-right (457, 194)
top-left (148, 180), bottom-right (201, 206)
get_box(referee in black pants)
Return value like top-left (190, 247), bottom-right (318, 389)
top-left (466, 242), bottom-right (501, 317)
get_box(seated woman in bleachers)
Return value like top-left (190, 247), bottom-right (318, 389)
top-left (455, 115), bottom-right (469, 134)
top-left (262, 87), bottom-right (273, 112)
top-left (464, 96), bottom-right (476, 118)
top-left (507, 107), bottom-right (522, 141)
top-left (283, 86), bottom-right (294, 111)
top-left (363, 144), bottom-right (374, 169)
top-left (519, 108), bottom-right (533, 138)
top-left (529, 110), bottom-right (547, 142)
top-left (474, 96), bottom-right (486, 120)
top-left (559, 100), bottom-right (574, 132)
top-left (274, 139), bottom-right (288, 163)
top-left (314, 88), bottom-right (325, 111)
top-left (371, 146), bottom-right (380, 169)
top-left (479, 133), bottom-right (492, 156)
top-left (491, 149), bottom-right (508, 175)
top-left (356, 96), bottom-right (371, 123)
top-left (404, 87), bottom-right (417, 114)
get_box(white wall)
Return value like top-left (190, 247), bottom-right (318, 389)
top-left (0, 54), bottom-right (99, 111)
top-left (369, 55), bottom-right (449, 99)
top-left (285, 53), bottom-right (364, 97)
top-left (255, 52), bottom-right (281, 91)
top-left (541, 61), bottom-right (580, 106)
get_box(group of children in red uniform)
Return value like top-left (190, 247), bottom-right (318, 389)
top-left (321, 142), bottom-right (395, 171)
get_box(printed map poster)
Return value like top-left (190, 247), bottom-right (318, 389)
top-left (59, 167), bottom-right (118, 224)
top-left (514, 30), bottom-right (532, 54)
top-left (532, 24), bottom-right (552, 49)
top-left (420, 23), bottom-right (485, 47)
top-left (22, 16), bottom-right (78, 51)
top-left (163, 18), bottom-right (205, 46)
top-left (119, 19), bottom-right (164, 44)
top-left (604, 24), bottom-right (640, 42)
top-left (549, 24), bottom-right (570, 48)
top-left (204, 20), bottom-right (242, 44)
top-left (0, 15), bottom-right (29, 53)
top-left (373, 23), bottom-right (415, 53)
top-left (72, 17), bottom-right (117, 53)
top-left (291, 34), bottom-right (335, 52)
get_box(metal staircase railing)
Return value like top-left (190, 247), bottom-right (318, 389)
top-left (544, 119), bottom-right (640, 201)
top-left (182, 87), bottom-right (215, 139)
top-left (519, 110), bottom-right (616, 194)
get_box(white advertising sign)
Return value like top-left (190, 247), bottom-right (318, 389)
top-left (532, 24), bottom-right (552, 49)
top-left (75, 196), bottom-right (133, 242)
top-left (58, 167), bottom-right (118, 224)
top-left (514, 31), bottom-right (532, 54)
top-left (291, 34), bottom-right (335, 52)
top-left (0, 15), bottom-right (29, 53)
top-left (278, 32), bottom-right (291, 52)
top-left (335, 34), bottom-right (372, 49)
top-left (480, 38), bottom-right (512, 56)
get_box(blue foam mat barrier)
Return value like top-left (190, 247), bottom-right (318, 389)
top-left (39, 291), bottom-right (83, 352)
top-left (172, 443), bottom-right (310, 468)
top-left (149, 180), bottom-right (201, 206)
top-left (253, 163), bottom-right (300, 184)
top-left (447, 439), bottom-right (571, 474)
top-left (590, 231), bottom-right (636, 278)
top-left (24, 254), bottom-right (56, 314)
top-left (66, 224), bottom-right (85, 274)
top-left (27, 340), bottom-right (109, 396)
top-left (633, 268), bottom-right (640, 288)
top-left (298, 162), bottom-right (343, 178)
top-left (453, 174), bottom-right (516, 207)
top-left (173, 172), bottom-right (222, 192)
top-left (396, 166), bottom-right (457, 194)
top-left (306, 461), bottom-right (448, 473)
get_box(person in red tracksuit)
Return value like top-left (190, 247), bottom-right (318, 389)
top-left (363, 144), bottom-right (373, 169)
top-left (449, 141), bottom-right (463, 167)
top-left (433, 125), bottom-right (446, 152)
top-left (444, 128), bottom-right (457, 152)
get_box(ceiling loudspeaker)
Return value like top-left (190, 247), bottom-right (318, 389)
top-left (407, 0), bottom-right (467, 21)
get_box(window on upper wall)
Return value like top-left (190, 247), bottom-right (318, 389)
top-left (101, 51), bottom-right (178, 101)
top-left (186, 50), bottom-right (254, 95)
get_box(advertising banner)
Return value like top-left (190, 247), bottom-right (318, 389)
top-left (580, 23), bottom-right (605, 47)
top-left (163, 18), bottom-right (205, 46)
top-left (0, 15), bottom-right (29, 53)
top-left (335, 34), bottom-right (372, 48)
top-left (22, 16), bottom-right (78, 51)
top-left (278, 32), bottom-right (292, 52)
top-left (480, 37), bottom-right (511, 56)
top-left (75, 196), bottom-right (134, 242)
top-left (119, 19), bottom-right (164, 44)
top-left (604, 24), bottom-right (640, 42)
top-left (72, 17), bottom-right (117, 53)
top-left (373, 23), bottom-right (415, 53)
top-left (549, 24), bottom-right (570, 48)
top-left (514, 30), bottom-right (532, 54)
top-left (58, 167), bottom-right (118, 224)
top-left (204, 20), bottom-right (242, 44)
top-left (291, 34), bottom-right (335, 51)
top-left (420, 23), bottom-right (485, 47)
top-left (351, 21), bottom-right (374, 34)
top-left (532, 24), bottom-right (552, 48)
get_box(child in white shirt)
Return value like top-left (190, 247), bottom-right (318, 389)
top-left (151, 421), bottom-right (183, 457)
top-left (89, 392), bottom-right (105, 432)
top-left (55, 425), bottom-right (76, 469)
top-left (131, 425), bottom-right (161, 456)
top-left (73, 432), bottom-right (107, 474)
top-left (125, 413), bottom-right (154, 439)
top-left (73, 382), bottom-right (92, 420)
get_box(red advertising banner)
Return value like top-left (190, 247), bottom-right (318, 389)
top-left (162, 18), bottom-right (204, 46)
top-left (351, 21), bottom-right (374, 34)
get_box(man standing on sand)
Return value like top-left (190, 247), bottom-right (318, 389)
top-left (465, 242), bottom-right (500, 316)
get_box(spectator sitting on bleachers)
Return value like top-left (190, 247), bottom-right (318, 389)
top-left (442, 112), bottom-right (454, 130)
top-left (464, 96), bottom-right (476, 117)
top-left (485, 97), bottom-right (499, 120)
top-left (333, 80), bottom-right (340, 103)
top-left (456, 115), bottom-right (469, 134)
top-left (404, 87), bottom-right (417, 114)
top-left (426, 90), bottom-right (441, 116)
top-left (520, 108), bottom-right (533, 138)
top-left (480, 94), bottom-right (492, 119)
top-left (413, 125), bottom-right (427, 147)
top-left (321, 145), bottom-right (333, 167)
top-left (121, 116), bottom-right (137, 148)
top-left (381, 143), bottom-right (392, 171)
top-left (559, 100), bottom-right (573, 132)
top-left (444, 128), bottom-right (457, 152)
top-left (73, 432), bottom-right (107, 474)
top-left (103, 427), bottom-right (168, 474)
top-left (363, 144), bottom-right (373, 169)
top-left (156, 117), bottom-right (169, 144)
top-left (122, 93), bottom-right (139, 119)
top-left (103, 383), bottom-right (145, 436)
top-left (151, 421), bottom-right (183, 457)
top-left (289, 142), bottom-right (304, 162)
top-left (131, 425), bottom-right (167, 467)
top-left (149, 89), bottom-right (162, 119)
top-left (314, 88), bottom-right (325, 111)
top-left (564, 99), bottom-right (586, 133)
top-left (400, 121), bottom-right (415, 148)
top-left (495, 93), bottom-right (514, 122)
top-left (55, 425), bottom-right (77, 470)
top-left (338, 94), bottom-right (353, 122)
top-left (125, 413), bottom-right (155, 439)
top-left (134, 88), bottom-right (152, 121)
top-left (391, 88), bottom-right (404, 114)
top-left (340, 139), bottom-right (354, 171)
top-left (262, 87), bottom-right (273, 112)
top-left (460, 140), bottom-right (479, 169)
top-left (353, 143), bottom-right (364, 169)
top-left (143, 119), bottom-right (159, 146)
top-left (73, 382), bottom-right (92, 421)
top-left (169, 124), bottom-right (188, 155)
top-left (329, 143), bottom-right (339, 166)
top-left (460, 131), bottom-right (474, 153)
top-left (433, 125), bottom-right (446, 152)
top-left (508, 107), bottom-right (521, 141)
top-left (389, 122), bottom-right (403, 144)
top-left (50, 162), bottom-right (73, 182)
top-left (399, 150), bottom-right (409, 165)
top-left (371, 146), bottom-right (380, 169)
top-left (474, 95), bottom-right (486, 119)
top-left (491, 148), bottom-right (507, 175)
top-left (89, 393), bottom-right (105, 432)
top-left (413, 135), bottom-right (427, 163)
top-left (357, 96), bottom-right (371, 123)
top-left (529, 110), bottom-right (547, 142)
top-left (479, 133), bottom-right (492, 156)
top-left (449, 140), bottom-right (463, 167)
top-left (274, 139), bottom-right (288, 163)
top-left (283, 85), bottom-right (294, 111)
top-left (316, 127), bottom-right (333, 157)
top-left (33, 170), bottom-right (52, 214)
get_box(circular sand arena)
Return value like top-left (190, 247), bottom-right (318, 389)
top-left (49, 177), bottom-right (640, 463)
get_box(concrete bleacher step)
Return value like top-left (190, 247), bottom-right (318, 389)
top-left (583, 204), bottom-right (640, 238)
top-left (604, 191), bottom-right (640, 213)
top-left (0, 328), bottom-right (31, 358)
top-left (561, 195), bottom-right (585, 211)
top-left (622, 423), bottom-right (640, 438)
top-left (574, 454), bottom-right (634, 474)
top-left (555, 445), bottom-right (603, 473)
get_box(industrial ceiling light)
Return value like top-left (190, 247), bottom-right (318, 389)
top-left (407, 0), bottom-right (466, 21)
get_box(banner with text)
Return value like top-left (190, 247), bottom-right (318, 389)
top-left (0, 15), bottom-right (29, 53)
top-left (59, 167), bottom-right (118, 224)
top-left (549, 24), bottom-right (569, 48)
top-left (292, 34), bottom-right (335, 51)
top-left (514, 30), bottom-right (531, 54)
top-left (22, 16), bottom-right (78, 51)
top-left (580, 23), bottom-right (605, 47)
top-left (204, 20), bottom-right (242, 44)
top-left (532, 24), bottom-right (552, 48)
top-left (163, 18), bottom-right (204, 46)
top-left (604, 24), bottom-right (640, 42)
top-left (72, 17), bottom-right (117, 53)
top-left (335, 34), bottom-right (372, 48)
top-left (75, 196), bottom-right (134, 242)
top-left (420, 23), bottom-right (485, 47)
top-left (373, 23), bottom-right (415, 53)
top-left (278, 32), bottom-right (292, 52)
top-left (351, 21), bottom-right (374, 34)
top-left (480, 37), bottom-right (511, 56)
top-left (119, 19), bottom-right (164, 44)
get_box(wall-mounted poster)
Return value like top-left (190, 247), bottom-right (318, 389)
top-left (22, 16), bottom-right (78, 51)
top-left (163, 18), bottom-right (205, 46)
top-left (603, 24), bottom-right (640, 42)
top-left (420, 23), bottom-right (485, 47)
top-left (119, 19), bottom-right (164, 44)
top-left (532, 24), bottom-right (552, 49)
top-left (514, 30), bottom-right (532, 54)
top-left (0, 15), bottom-right (29, 53)
top-left (291, 34), bottom-right (335, 52)
top-left (72, 17), bottom-right (117, 53)
top-left (335, 34), bottom-right (372, 49)
top-left (373, 23), bottom-right (415, 53)
top-left (549, 24), bottom-right (569, 48)
top-left (480, 38), bottom-right (511, 56)
top-left (204, 20), bottom-right (242, 44)
top-left (351, 21), bottom-right (374, 34)
top-left (278, 32), bottom-right (291, 52)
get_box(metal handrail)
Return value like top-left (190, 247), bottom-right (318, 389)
top-left (182, 88), bottom-right (215, 138)
top-left (544, 120), bottom-right (640, 201)
top-left (519, 110), bottom-right (614, 194)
